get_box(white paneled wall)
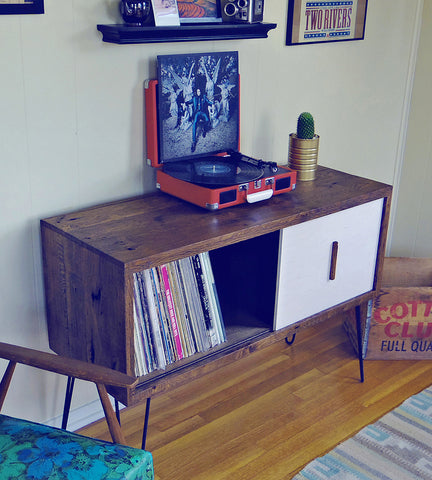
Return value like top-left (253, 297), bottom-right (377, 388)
top-left (390, 0), bottom-right (432, 257)
top-left (0, 0), bottom-right (422, 426)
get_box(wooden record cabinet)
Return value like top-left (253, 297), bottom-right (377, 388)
top-left (41, 166), bottom-right (392, 407)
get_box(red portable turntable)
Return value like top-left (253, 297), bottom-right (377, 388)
top-left (145, 51), bottom-right (296, 211)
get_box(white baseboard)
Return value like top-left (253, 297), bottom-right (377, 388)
top-left (46, 397), bottom-right (124, 432)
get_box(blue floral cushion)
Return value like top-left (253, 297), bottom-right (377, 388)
top-left (0, 414), bottom-right (153, 479)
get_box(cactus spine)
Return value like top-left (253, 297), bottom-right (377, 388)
top-left (296, 112), bottom-right (315, 139)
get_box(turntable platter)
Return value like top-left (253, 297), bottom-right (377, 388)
top-left (163, 156), bottom-right (264, 187)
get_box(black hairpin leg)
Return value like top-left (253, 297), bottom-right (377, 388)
top-left (355, 305), bottom-right (365, 383)
top-left (285, 333), bottom-right (297, 346)
top-left (115, 399), bottom-right (121, 425)
top-left (62, 376), bottom-right (75, 429)
top-left (142, 397), bottom-right (151, 450)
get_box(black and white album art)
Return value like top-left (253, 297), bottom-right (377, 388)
top-left (157, 51), bottom-right (239, 163)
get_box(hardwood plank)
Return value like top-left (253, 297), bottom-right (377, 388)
top-left (78, 315), bottom-right (432, 479)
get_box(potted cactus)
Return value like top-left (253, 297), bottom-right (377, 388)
top-left (288, 112), bottom-right (319, 181)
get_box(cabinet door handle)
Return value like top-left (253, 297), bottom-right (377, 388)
top-left (329, 241), bottom-right (339, 280)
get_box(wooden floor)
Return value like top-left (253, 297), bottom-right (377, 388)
top-left (78, 315), bottom-right (432, 480)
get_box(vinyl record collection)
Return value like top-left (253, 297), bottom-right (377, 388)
top-left (133, 252), bottom-right (226, 376)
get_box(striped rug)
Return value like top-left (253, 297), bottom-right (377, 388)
top-left (293, 386), bottom-right (432, 479)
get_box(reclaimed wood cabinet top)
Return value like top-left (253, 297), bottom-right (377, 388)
top-left (41, 166), bottom-right (392, 272)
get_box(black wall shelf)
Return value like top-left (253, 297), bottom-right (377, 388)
top-left (96, 22), bottom-right (277, 44)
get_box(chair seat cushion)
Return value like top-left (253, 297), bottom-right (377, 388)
top-left (0, 414), bottom-right (153, 479)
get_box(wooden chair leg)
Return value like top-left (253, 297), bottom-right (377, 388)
top-left (0, 361), bottom-right (17, 411)
top-left (96, 383), bottom-right (126, 445)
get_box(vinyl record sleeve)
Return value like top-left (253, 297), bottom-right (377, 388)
top-left (157, 51), bottom-right (239, 164)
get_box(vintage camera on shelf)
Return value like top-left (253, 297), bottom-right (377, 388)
top-left (220, 0), bottom-right (264, 23)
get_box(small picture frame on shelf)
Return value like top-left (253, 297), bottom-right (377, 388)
top-left (177, 0), bottom-right (221, 23)
top-left (286, 0), bottom-right (368, 46)
top-left (151, 0), bottom-right (180, 26)
top-left (0, 0), bottom-right (44, 14)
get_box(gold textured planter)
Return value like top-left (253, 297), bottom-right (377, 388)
top-left (288, 133), bottom-right (319, 181)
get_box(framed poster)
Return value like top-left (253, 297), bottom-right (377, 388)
top-left (177, 0), bottom-right (220, 23)
top-left (286, 0), bottom-right (367, 46)
top-left (0, 0), bottom-right (44, 14)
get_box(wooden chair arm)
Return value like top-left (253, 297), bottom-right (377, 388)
top-left (0, 342), bottom-right (138, 389)
top-left (0, 342), bottom-right (139, 445)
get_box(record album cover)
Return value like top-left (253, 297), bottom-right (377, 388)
top-left (157, 51), bottom-right (239, 163)
top-left (177, 0), bottom-right (220, 23)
